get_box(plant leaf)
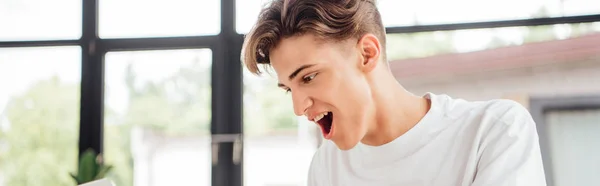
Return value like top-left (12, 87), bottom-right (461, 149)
top-left (70, 173), bottom-right (82, 184)
top-left (93, 165), bottom-right (113, 180)
top-left (79, 149), bottom-right (97, 182)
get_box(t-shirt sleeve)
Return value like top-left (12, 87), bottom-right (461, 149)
top-left (471, 101), bottom-right (547, 186)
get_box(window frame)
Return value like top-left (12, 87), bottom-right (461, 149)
top-left (1, 1), bottom-right (600, 186)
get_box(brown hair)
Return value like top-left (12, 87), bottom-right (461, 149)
top-left (241, 0), bottom-right (386, 75)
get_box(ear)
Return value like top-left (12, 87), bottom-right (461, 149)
top-left (356, 34), bottom-right (381, 73)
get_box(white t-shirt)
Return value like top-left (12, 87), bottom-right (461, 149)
top-left (307, 93), bottom-right (547, 186)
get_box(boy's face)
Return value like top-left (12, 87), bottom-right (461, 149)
top-left (270, 33), bottom-right (380, 150)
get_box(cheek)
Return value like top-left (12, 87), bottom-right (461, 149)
top-left (324, 73), bottom-right (371, 110)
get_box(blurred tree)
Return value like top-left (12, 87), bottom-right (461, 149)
top-left (104, 60), bottom-right (212, 186)
top-left (243, 71), bottom-right (298, 136)
top-left (0, 76), bottom-right (79, 186)
top-left (103, 57), bottom-right (299, 184)
top-left (103, 112), bottom-right (133, 186)
top-left (121, 60), bottom-right (212, 135)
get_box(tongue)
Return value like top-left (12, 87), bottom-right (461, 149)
top-left (319, 112), bottom-right (333, 135)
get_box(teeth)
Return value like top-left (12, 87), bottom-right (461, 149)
top-left (313, 112), bottom-right (328, 122)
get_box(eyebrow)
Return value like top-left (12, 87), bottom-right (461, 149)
top-left (277, 64), bottom-right (316, 88)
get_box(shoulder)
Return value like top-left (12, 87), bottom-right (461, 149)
top-left (435, 93), bottom-right (537, 139)
top-left (475, 99), bottom-right (535, 132)
top-left (438, 93), bottom-right (534, 128)
top-left (460, 98), bottom-right (539, 150)
top-left (464, 99), bottom-right (547, 185)
top-left (436, 93), bottom-right (528, 119)
top-left (483, 99), bottom-right (531, 120)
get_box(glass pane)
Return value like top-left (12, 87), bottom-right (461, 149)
top-left (0, 0), bottom-right (81, 41)
top-left (99, 0), bottom-right (220, 38)
top-left (378, 0), bottom-right (600, 27)
top-left (546, 109), bottom-right (600, 186)
top-left (243, 71), bottom-right (320, 186)
top-left (236, 0), bottom-right (600, 34)
top-left (236, 0), bottom-right (269, 34)
top-left (386, 22), bottom-right (600, 61)
top-left (387, 22), bottom-right (600, 103)
top-left (0, 46), bottom-right (81, 186)
top-left (104, 49), bottom-right (212, 186)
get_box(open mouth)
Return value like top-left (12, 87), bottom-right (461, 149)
top-left (316, 112), bottom-right (334, 139)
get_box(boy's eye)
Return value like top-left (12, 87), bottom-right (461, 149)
top-left (302, 73), bottom-right (317, 83)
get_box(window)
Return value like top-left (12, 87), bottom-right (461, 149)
top-left (546, 109), bottom-right (600, 186)
top-left (0, 0), bottom-right (81, 41)
top-left (378, 0), bottom-right (600, 27)
top-left (386, 22), bottom-right (600, 103)
top-left (3, 1), bottom-right (600, 186)
top-left (99, 0), bottom-right (221, 38)
top-left (103, 49), bottom-right (212, 186)
top-left (243, 71), bottom-right (320, 186)
top-left (386, 22), bottom-right (600, 61)
top-left (236, 0), bottom-right (268, 34)
top-left (236, 0), bottom-right (600, 34)
top-left (0, 46), bottom-right (81, 186)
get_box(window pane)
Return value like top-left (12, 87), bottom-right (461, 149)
top-left (387, 22), bottom-right (600, 61)
top-left (236, 0), bottom-right (600, 34)
top-left (387, 22), bottom-right (600, 103)
top-left (99, 0), bottom-right (220, 38)
top-left (379, 0), bottom-right (600, 27)
top-left (104, 49), bottom-right (212, 186)
top-left (236, 0), bottom-right (268, 34)
top-left (0, 46), bottom-right (81, 186)
top-left (243, 71), bottom-right (320, 186)
top-left (0, 0), bottom-right (81, 41)
top-left (546, 109), bottom-right (600, 186)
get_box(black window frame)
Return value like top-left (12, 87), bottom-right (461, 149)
top-left (1, 1), bottom-right (600, 186)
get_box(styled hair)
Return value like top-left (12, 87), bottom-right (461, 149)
top-left (241, 0), bottom-right (386, 75)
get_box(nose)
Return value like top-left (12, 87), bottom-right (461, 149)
top-left (291, 90), bottom-right (312, 116)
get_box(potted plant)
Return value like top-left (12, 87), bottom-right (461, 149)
top-left (70, 149), bottom-right (113, 185)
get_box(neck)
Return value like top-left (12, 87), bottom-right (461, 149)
top-left (360, 69), bottom-right (431, 146)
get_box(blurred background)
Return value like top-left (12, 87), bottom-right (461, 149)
top-left (0, 0), bottom-right (599, 186)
